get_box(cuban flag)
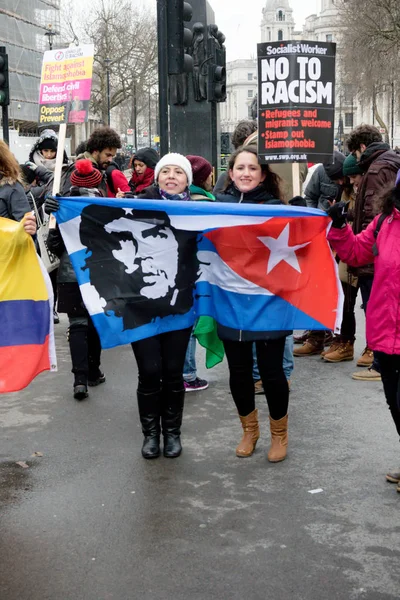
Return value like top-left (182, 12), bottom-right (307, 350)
top-left (0, 217), bottom-right (57, 393)
top-left (55, 197), bottom-right (342, 349)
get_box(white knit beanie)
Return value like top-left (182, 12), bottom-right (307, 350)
top-left (154, 153), bottom-right (193, 187)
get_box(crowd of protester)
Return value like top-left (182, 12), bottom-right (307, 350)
top-left (1, 119), bottom-right (400, 494)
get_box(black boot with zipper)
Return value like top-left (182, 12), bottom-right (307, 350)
top-left (137, 390), bottom-right (161, 459)
top-left (162, 387), bottom-right (185, 458)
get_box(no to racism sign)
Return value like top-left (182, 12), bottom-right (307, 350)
top-left (38, 45), bottom-right (94, 126)
top-left (257, 41), bottom-right (336, 164)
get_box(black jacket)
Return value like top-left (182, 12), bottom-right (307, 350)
top-left (136, 184), bottom-right (162, 199)
top-left (215, 183), bottom-right (290, 342)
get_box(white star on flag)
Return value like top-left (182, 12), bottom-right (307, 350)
top-left (258, 223), bottom-right (310, 274)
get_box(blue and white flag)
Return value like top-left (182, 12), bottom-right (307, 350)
top-left (55, 197), bottom-right (342, 349)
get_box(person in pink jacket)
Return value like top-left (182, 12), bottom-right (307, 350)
top-left (327, 172), bottom-right (400, 492)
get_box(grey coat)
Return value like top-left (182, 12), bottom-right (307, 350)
top-left (304, 165), bottom-right (341, 212)
top-left (0, 176), bottom-right (31, 221)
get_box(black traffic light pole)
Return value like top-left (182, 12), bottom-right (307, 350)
top-left (2, 104), bottom-right (9, 145)
top-left (157, 0), bottom-right (169, 156)
top-left (0, 46), bottom-right (9, 145)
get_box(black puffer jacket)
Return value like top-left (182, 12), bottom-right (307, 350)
top-left (215, 183), bottom-right (291, 342)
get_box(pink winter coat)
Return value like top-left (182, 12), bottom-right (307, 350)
top-left (328, 209), bottom-right (400, 355)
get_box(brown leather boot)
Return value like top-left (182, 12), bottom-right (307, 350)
top-left (293, 338), bottom-right (324, 356)
top-left (324, 341), bottom-right (354, 363)
top-left (321, 336), bottom-right (341, 358)
top-left (267, 415), bottom-right (288, 462)
top-left (236, 409), bottom-right (260, 457)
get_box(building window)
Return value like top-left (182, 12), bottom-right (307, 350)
top-left (248, 106), bottom-right (253, 118)
top-left (278, 30), bottom-right (283, 41)
top-left (277, 10), bottom-right (285, 21)
top-left (248, 90), bottom-right (254, 98)
top-left (345, 113), bottom-right (354, 128)
top-left (268, 30), bottom-right (272, 41)
top-left (247, 73), bottom-right (253, 81)
top-left (326, 34), bottom-right (333, 42)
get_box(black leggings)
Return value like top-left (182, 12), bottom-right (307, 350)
top-left (132, 328), bottom-right (192, 394)
top-left (374, 352), bottom-right (400, 437)
top-left (223, 338), bottom-right (289, 420)
top-left (340, 282), bottom-right (359, 343)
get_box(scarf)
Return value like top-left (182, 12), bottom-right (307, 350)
top-left (189, 184), bottom-right (216, 201)
top-left (159, 187), bottom-right (191, 201)
top-left (33, 150), bottom-right (57, 172)
top-left (130, 168), bottom-right (155, 194)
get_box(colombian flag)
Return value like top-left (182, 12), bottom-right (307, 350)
top-left (0, 217), bottom-right (57, 393)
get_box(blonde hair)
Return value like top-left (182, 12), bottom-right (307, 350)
top-left (0, 139), bottom-right (20, 182)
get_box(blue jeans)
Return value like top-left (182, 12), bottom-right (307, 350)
top-left (183, 331), bottom-right (197, 382)
top-left (253, 335), bottom-right (294, 381)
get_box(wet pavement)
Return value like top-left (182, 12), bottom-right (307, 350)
top-left (1, 306), bottom-right (399, 600)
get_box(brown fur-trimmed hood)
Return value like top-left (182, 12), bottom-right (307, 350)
top-left (0, 173), bottom-right (22, 187)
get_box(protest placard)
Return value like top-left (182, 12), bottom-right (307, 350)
top-left (257, 41), bottom-right (336, 165)
top-left (38, 45), bottom-right (94, 127)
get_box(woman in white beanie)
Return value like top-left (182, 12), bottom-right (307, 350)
top-left (131, 153), bottom-right (194, 460)
top-left (137, 152), bottom-right (193, 200)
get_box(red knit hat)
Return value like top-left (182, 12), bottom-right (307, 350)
top-left (70, 159), bottom-right (103, 188)
top-left (186, 155), bottom-right (212, 188)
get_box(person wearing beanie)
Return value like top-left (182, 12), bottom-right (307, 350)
top-left (70, 159), bottom-right (103, 190)
top-left (343, 153), bottom-right (364, 191)
top-left (186, 155), bottom-right (215, 201)
top-left (131, 153), bottom-right (195, 460)
top-left (137, 152), bottom-right (193, 201)
top-left (129, 147), bottom-right (159, 194)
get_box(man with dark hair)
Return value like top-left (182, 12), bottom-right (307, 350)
top-left (61, 126), bottom-right (122, 195)
top-left (347, 124), bottom-right (400, 381)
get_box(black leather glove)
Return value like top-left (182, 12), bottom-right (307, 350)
top-left (327, 201), bottom-right (349, 228)
top-left (289, 196), bottom-right (307, 207)
top-left (44, 195), bottom-right (60, 214)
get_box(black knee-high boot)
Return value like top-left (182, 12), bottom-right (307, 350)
top-left (68, 323), bottom-right (89, 400)
top-left (162, 386), bottom-right (185, 458)
top-left (137, 390), bottom-right (162, 459)
top-left (87, 321), bottom-right (104, 385)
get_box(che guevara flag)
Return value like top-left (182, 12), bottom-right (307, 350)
top-left (0, 217), bottom-right (57, 393)
top-left (54, 196), bottom-right (342, 350)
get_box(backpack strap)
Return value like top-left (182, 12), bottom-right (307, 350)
top-left (372, 213), bottom-right (387, 256)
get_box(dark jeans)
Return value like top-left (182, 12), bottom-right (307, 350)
top-left (131, 328), bottom-right (192, 394)
top-left (223, 338), bottom-right (289, 420)
top-left (374, 352), bottom-right (400, 437)
top-left (340, 282), bottom-right (358, 343)
top-left (359, 275), bottom-right (380, 372)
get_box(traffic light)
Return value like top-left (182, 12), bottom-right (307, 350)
top-left (166, 0), bottom-right (193, 75)
top-left (0, 49), bottom-right (10, 107)
top-left (207, 27), bottom-right (226, 103)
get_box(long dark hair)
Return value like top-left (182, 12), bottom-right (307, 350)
top-left (224, 145), bottom-right (283, 201)
top-left (381, 184), bottom-right (400, 215)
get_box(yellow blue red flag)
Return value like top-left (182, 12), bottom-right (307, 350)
top-left (0, 217), bottom-right (57, 393)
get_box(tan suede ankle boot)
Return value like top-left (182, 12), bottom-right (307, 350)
top-left (267, 415), bottom-right (288, 462)
top-left (236, 409), bottom-right (260, 457)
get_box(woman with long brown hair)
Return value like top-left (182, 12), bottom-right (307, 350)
top-left (0, 139), bottom-right (31, 221)
top-left (215, 145), bottom-right (291, 463)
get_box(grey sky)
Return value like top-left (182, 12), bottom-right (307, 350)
top-left (210, 0), bottom-right (320, 61)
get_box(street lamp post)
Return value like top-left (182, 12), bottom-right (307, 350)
top-left (45, 25), bottom-right (56, 51)
top-left (104, 58), bottom-right (111, 126)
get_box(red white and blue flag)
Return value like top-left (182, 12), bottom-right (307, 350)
top-left (55, 197), bottom-right (342, 349)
